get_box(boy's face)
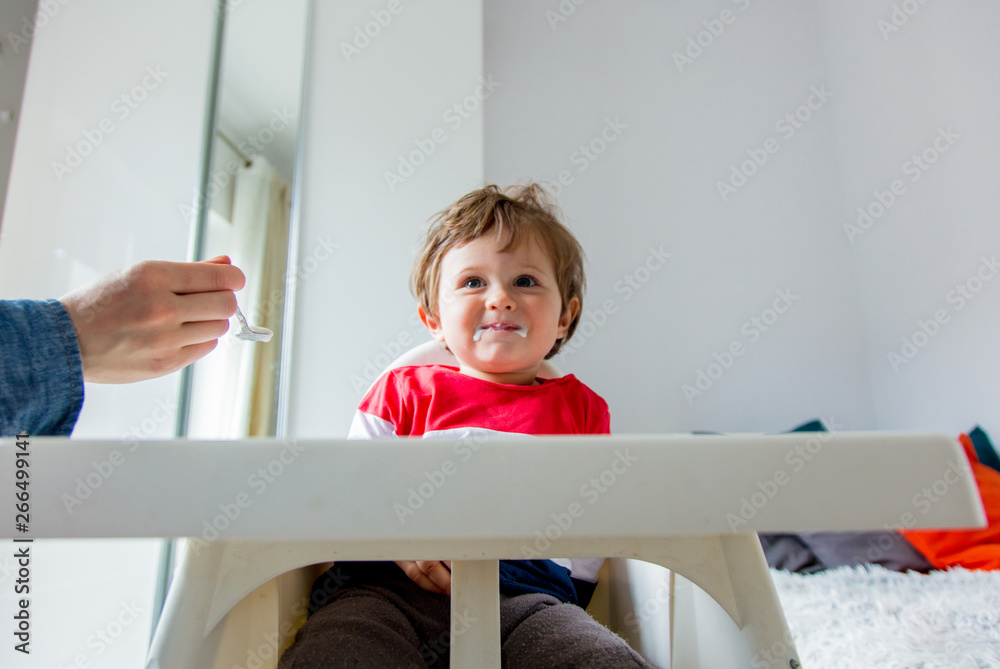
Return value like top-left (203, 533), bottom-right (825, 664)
top-left (419, 234), bottom-right (579, 386)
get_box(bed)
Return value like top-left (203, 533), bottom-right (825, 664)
top-left (772, 564), bottom-right (1000, 668)
top-left (759, 425), bottom-right (1000, 669)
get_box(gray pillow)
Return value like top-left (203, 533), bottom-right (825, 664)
top-left (798, 531), bottom-right (933, 572)
top-left (760, 531), bottom-right (933, 573)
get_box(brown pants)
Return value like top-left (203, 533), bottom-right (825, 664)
top-left (277, 561), bottom-right (656, 669)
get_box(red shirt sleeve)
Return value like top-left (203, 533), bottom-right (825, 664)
top-left (356, 369), bottom-right (411, 435)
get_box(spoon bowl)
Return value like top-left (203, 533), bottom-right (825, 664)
top-left (233, 305), bottom-right (272, 342)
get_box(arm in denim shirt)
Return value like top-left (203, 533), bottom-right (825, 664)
top-left (0, 299), bottom-right (84, 436)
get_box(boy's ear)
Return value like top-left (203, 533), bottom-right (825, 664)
top-left (557, 296), bottom-right (581, 338)
top-left (418, 306), bottom-right (446, 342)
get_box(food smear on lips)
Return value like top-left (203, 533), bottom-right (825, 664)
top-left (473, 322), bottom-right (528, 341)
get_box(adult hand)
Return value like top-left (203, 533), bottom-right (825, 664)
top-left (394, 560), bottom-right (452, 595)
top-left (59, 255), bottom-right (246, 383)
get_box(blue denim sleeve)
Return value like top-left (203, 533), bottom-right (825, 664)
top-left (0, 299), bottom-right (84, 436)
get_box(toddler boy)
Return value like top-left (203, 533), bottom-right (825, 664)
top-left (279, 183), bottom-right (654, 668)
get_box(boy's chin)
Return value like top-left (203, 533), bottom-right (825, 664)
top-left (460, 359), bottom-right (537, 376)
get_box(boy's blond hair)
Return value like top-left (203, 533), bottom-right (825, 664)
top-left (411, 183), bottom-right (586, 359)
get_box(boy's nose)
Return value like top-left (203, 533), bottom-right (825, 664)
top-left (485, 286), bottom-right (514, 310)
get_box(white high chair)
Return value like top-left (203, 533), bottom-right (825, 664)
top-left (0, 419), bottom-right (984, 667)
top-left (146, 340), bottom-right (677, 667)
top-left (129, 341), bottom-right (987, 669)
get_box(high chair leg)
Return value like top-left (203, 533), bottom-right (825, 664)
top-left (450, 559), bottom-right (501, 668)
top-left (656, 534), bottom-right (799, 669)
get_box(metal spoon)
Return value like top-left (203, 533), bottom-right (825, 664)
top-left (233, 305), bottom-right (272, 342)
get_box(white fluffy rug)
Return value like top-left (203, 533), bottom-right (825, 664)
top-left (771, 565), bottom-right (1000, 668)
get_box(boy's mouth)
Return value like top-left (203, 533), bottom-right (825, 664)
top-left (473, 322), bottom-right (527, 341)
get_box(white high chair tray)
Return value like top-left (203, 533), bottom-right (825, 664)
top-left (0, 432), bottom-right (983, 542)
top-left (0, 432), bottom-right (984, 669)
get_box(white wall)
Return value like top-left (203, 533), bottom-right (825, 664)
top-left (0, 2), bottom-right (216, 667)
top-left (287, 0), bottom-right (485, 437)
top-left (480, 0), bottom-right (1000, 437)
top-left (485, 0), bottom-right (874, 434)
top-left (816, 0), bottom-right (1000, 438)
top-left (292, 0), bottom-right (999, 441)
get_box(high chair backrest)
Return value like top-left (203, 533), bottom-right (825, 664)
top-left (361, 340), bottom-right (564, 446)
top-left (378, 339), bottom-right (561, 381)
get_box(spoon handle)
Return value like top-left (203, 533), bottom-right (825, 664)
top-left (234, 306), bottom-right (251, 330)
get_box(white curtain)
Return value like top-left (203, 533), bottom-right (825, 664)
top-left (188, 156), bottom-right (291, 438)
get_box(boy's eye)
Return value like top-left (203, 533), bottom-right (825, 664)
top-left (463, 278), bottom-right (485, 289)
top-left (514, 276), bottom-right (537, 288)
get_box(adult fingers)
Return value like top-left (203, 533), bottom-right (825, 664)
top-left (170, 340), bottom-right (220, 374)
top-left (174, 290), bottom-right (239, 323)
top-left (147, 259), bottom-right (245, 295)
top-left (177, 319), bottom-right (232, 346)
top-left (101, 339), bottom-right (220, 383)
top-left (128, 320), bottom-right (228, 372)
